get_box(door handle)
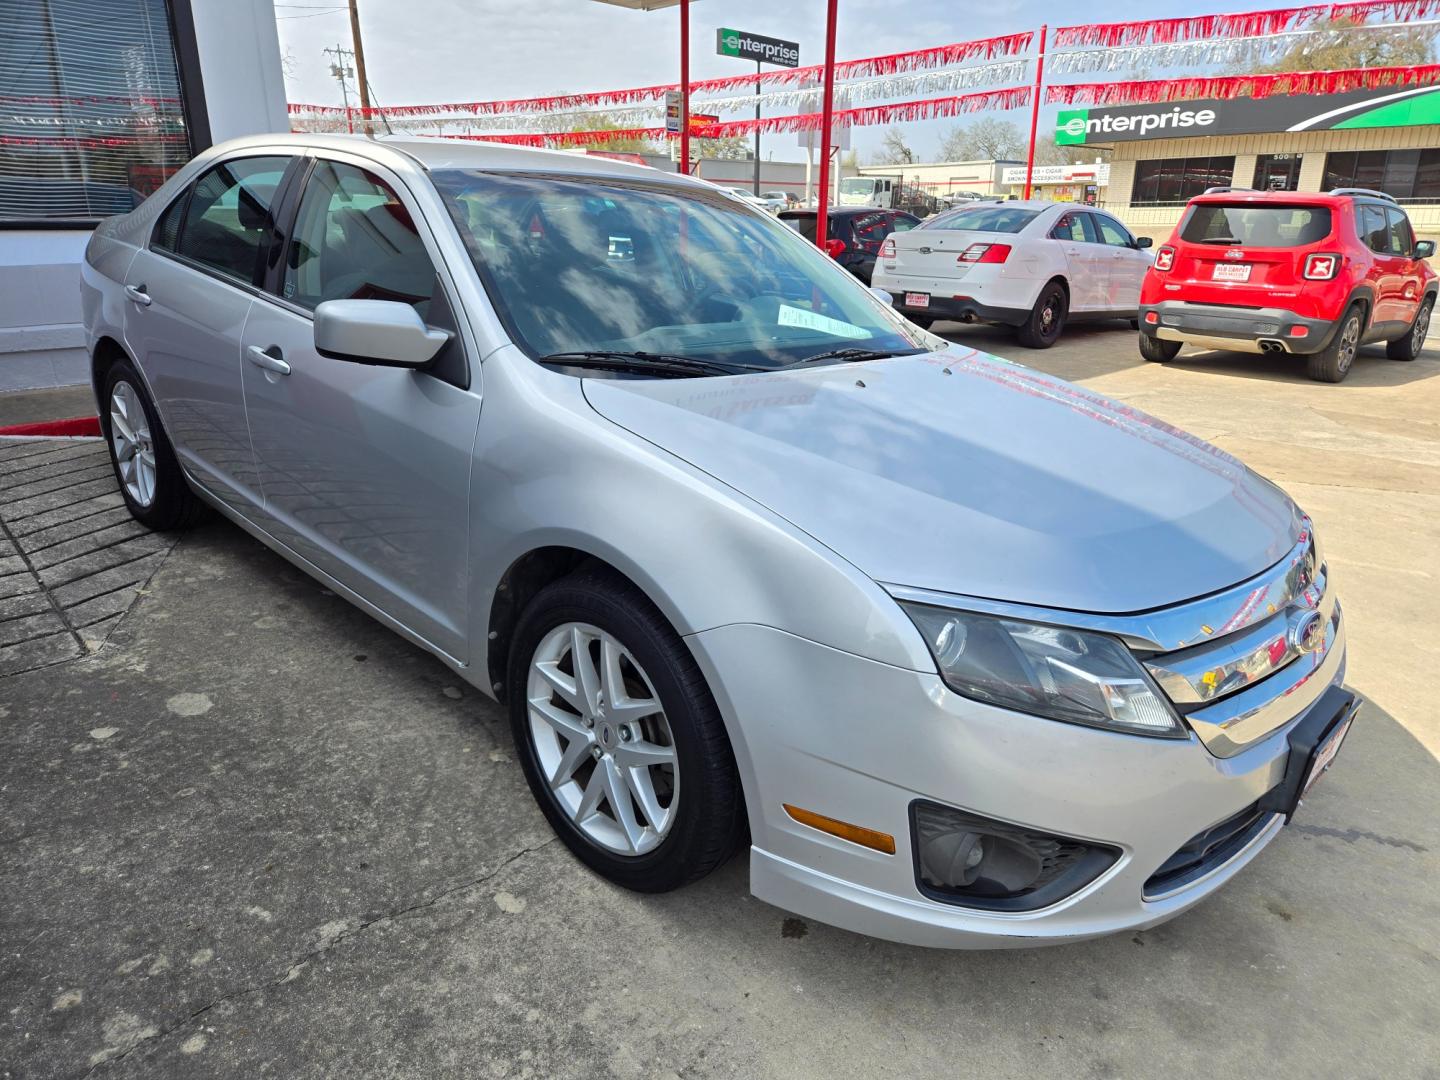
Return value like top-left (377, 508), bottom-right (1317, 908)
top-left (246, 345), bottom-right (291, 376)
top-left (123, 284), bottom-right (151, 306)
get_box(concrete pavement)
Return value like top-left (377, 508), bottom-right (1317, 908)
top-left (2, 329), bottom-right (1438, 1080)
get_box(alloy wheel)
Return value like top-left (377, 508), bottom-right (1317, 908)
top-left (526, 622), bottom-right (678, 856)
top-left (109, 380), bottom-right (157, 508)
top-left (1337, 316), bottom-right (1360, 373)
top-left (1415, 304), bottom-right (1431, 352)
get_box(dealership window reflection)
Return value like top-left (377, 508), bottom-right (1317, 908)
top-left (1131, 157), bottom-right (1237, 207)
top-left (0, 0), bottom-right (190, 222)
top-left (1324, 150), bottom-right (1440, 205)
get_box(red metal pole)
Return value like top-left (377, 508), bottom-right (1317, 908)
top-left (680, 0), bottom-right (690, 176)
top-left (1023, 24), bottom-right (1047, 200)
top-left (814, 0), bottom-right (838, 250)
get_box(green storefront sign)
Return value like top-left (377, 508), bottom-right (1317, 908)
top-left (1053, 87), bottom-right (1440, 145)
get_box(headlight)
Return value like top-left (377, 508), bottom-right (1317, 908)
top-left (899, 603), bottom-right (1185, 738)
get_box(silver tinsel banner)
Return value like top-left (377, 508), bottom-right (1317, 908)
top-left (1049, 20), bottom-right (1440, 74)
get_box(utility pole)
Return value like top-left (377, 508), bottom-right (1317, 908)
top-left (348, 0), bottom-right (373, 136)
top-left (323, 45), bottom-right (355, 133)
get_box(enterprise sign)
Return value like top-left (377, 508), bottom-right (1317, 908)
top-left (1055, 86), bottom-right (1440, 145)
top-left (716, 28), bottom-right (800, 68)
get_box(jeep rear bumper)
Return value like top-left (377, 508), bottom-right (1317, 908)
top-left (1139, 301), bottom-right (1338, 355)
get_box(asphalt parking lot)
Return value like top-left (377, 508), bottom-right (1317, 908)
top-left (3, 328), bottom-right (1438, 1080)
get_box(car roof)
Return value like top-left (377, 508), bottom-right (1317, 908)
top-left (207, 132), bottom-right (709, 190)
top-left (1187, 190), bottom-right (1357, 207)
top-left (779, 207), bottom-right (911, 218)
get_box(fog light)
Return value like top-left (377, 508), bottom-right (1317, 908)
top-left (1289, 325), bottom-right (1310, 338)
top-left (1144, 311), bottom-right (1159, 325)
top-left (911, 801), bottom-right (1120, 912)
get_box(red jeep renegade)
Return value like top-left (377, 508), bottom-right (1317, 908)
top-left (1138, 187), bottom-right (1436, 382)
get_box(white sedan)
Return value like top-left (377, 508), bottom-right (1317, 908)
top-left (872, 201), bottom-right (1154, 347)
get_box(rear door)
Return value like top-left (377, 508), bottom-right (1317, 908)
top-left (1383, 206), bottom-right (1423, 328)
top-left (122, 153), bottom-right (297, 512)
top-left (238, 153), bottom-right (481, 659)
top-left (1049, 210), bottom-right (1104, 310)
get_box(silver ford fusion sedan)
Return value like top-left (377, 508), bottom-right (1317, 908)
top-left (80, 134), bottom-right (1357, 948)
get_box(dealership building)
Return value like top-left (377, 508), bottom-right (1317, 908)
top-left (1065, 87), bottom-right (1440, 241)
top-left (0, 0), bottom-right (287, 391)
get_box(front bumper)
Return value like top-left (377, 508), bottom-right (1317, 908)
top-left (1139, 300), bottom-right (1339, 355)
top-left (686, 621), bottom-right (1351, 949)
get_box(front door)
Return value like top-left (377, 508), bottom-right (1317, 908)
top-left (1091, 212), bottom-right (1150, 311)
top-left (123, 155), bottom-right (295, 511)
top-left (239, 156), bottom-right (481, 659)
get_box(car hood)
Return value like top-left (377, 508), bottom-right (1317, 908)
top-left (582, 349), bottom-right (1301, 614)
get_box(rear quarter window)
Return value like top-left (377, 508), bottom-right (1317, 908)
top-left (1180, 204), bottom-right (1332, 248)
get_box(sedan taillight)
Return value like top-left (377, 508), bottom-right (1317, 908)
top-left (1154, 245), bottom-right (1175, 271)
top-left (880, 238), bottom-right (896, 259)
top-left (958, 243), bottom-right (1011, 264)
top-left (1304, 252), bottom-right (1341, 280)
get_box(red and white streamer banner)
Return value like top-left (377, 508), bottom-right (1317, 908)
top-left (432, 87), bottom-right (1032, 147)
top-left (1046, 63), bottom-right (1440, 104)
top-left (287, 31), bottom-right (1032, 118)
top-left (1053, 1), bottom-right (1440, 47)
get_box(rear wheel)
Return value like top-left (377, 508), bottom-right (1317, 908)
top-left (1386, 297), bottom-right (1432, 361)
top-left (1307, 304), bottom-right (1364, 383)
top-left (101, 360), bottom-right (205, 531)
top-left (507, 568), bottom-right (744, 893)
top-left (1016, 281), bottom-right (1067, 349)
top-left (1138, 334), bottom-right (1182, 363)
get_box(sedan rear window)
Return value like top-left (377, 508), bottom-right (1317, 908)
top-left (1180, 204), bottom-right (1332, 247)
top-left (919, 206), bottom-right (1040, 233)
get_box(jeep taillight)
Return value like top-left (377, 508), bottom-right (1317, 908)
top-left (1304, 253), bottom-right (1340, 280)
top-left (1154, 246), bottom-right (1175, 271)
top-left (958, 243), bottom-right (1010, 264)
top-left (880, 238), bottom-right (896, 259)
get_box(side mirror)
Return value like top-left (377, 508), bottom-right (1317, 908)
top-left (1134, 236), bottom-right (1154, 249)
top-left (869, 285), bottom-right (894, 307)
top-left (1415, 240), bottom-right (1435, 259)
top-left (314, 299), bottom-right (450, 368)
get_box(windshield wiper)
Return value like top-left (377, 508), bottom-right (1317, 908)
top-left (782, 347), bottom-right (925, 368)
top-left (536, 351), bottom-right (748, 378)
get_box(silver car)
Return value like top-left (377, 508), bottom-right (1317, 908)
top-left (80, 134), bottom-right (1357, 948)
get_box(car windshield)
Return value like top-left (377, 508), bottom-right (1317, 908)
top-left (1180, 204), bottom-right (1333, 247)
top-left (839, 178), bottom-right (877, 195)
top-left (433, 170), bottom-right (930, 372)
top-left (919, 205), bottom-right (1040, 232)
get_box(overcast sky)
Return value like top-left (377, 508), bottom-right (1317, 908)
top-left (274, 0), bottom-right (1227, 160)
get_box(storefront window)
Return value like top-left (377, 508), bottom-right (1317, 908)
top-left (1324, 150), bottom-right (1440, 204)
top-left (1253, 154), bottom-right (1302, 192)
top-left (0, 0), bottom-right (191, 223)
top-left (1131, 157), bottom-right (1236, 206)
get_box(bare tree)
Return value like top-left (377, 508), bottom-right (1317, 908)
top-left (871, 127), bottom-right (915, 165)
top-left (936, 117), bottom-right (1027, 162)
top-left (1238, 16), bottom-right (1437, 73)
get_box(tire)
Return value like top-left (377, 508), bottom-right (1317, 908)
top-left (1016, 281), bottom-right (1068, 349)
top-left (1386, 297), bottom-right (1432, 361)
top-left (507, 567), bottom-right (744, 893)
top-left (1128, 318), bottom-right (1140, 330)
top-left (1138, 333), bottom-right (1182, 363)
top-left (100, 359), bottom-right (206, 531)
top-left (1307, 304), bottom-right (1364, 383)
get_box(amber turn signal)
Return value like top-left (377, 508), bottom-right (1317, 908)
top-left (783, 804), bottom-right (896, 855)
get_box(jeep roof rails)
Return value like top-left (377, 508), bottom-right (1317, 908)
top-left (1202, 186), bottom-right (1257, 195)
top-left (1329, 187), bottom-right (1398, 204)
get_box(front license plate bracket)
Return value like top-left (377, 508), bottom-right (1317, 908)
top-left (1257, 685), bottom-right (1361, 823)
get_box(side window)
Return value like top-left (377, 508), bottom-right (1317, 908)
top-left (283, 159), bottom-right (437, 315)
top-left (892, 215), bottom-right (917, 232)
top-left (1385, 207), bottom-right (1415, 257)
top-left (852, 212), bottom-right (894, 250)
top-left (1357, 204), bottom-right (1391, 255)
top-left (151, 190), bottom-right (189, 253)
top-left (1051, 213), bottom-right (1089, 242)
top-left (174, 157), bottom-right (291, 284)
top-left (1094, 214), bottom-right (1134, 248)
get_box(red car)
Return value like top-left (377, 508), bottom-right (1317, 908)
top-left (1138, 187), bottom-right (1436, 382)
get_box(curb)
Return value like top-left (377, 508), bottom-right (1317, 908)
top-left (0, 416), bottom-right (103, 439)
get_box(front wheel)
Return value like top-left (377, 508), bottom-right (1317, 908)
top-left (507, 568), bottom-right (744, 893)
top-left (1016, 281), bottom-right (1067, 349)
top-left (1307, 304), bottom-right (1364, 383)
top-left (1138, 333), bottom-right (1182, 363)
top-left (1387, 298), bottom-right (1432, 361)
